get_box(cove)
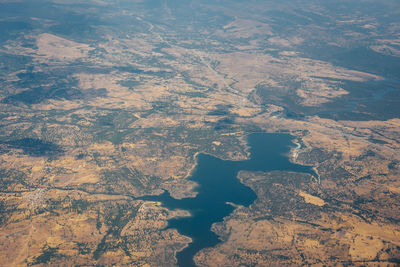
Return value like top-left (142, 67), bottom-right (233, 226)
top-left (142, 133), bottom-right (316, 267)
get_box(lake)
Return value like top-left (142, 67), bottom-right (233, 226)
top-left (142, 133), bottom-right (315, 267)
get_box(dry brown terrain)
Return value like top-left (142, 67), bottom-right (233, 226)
top-left (0, 0), bottom-right (399, 266)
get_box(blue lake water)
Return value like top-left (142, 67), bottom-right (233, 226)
top-left (142, 133), bottom-right (315, 267)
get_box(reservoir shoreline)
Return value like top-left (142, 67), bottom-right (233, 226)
top-left (142, 132), bottom-right (316, 267)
